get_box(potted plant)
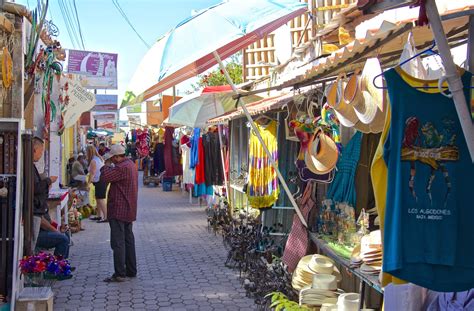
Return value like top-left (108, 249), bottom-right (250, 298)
top-left (19, 252), bottom-right (73, 287)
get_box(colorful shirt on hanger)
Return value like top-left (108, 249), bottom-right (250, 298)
top-left (381, 67), bottom-right (474, 292)
top-left (247, 120), bottom-right (279, 208)
top-left (190, 128), bottom-right (200, 169)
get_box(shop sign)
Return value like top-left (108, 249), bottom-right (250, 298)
top-left (96, 119), bottom-right (116, 129)
top-left (67, 49), bottom-right (118, 89)
top-left (128, 115), bottom-right (142, 129)
top-left (117, 120), bottom-right (129, 127)
top-left (63, 81), bottom-right (96, 129)
top-left (93, 94), bottom-right (118, 111)
top-left (94, 113), bottom-right (117, 120)
top-left (127, 104), bottom-right (142, 113)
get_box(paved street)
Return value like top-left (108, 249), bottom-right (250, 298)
top-left (53, 177), bottom-right (256, 310)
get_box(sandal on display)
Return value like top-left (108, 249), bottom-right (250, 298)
top-left (97, 218), bottom-right (108, 223)
top-left (89, 216), bottom-right (101, 221)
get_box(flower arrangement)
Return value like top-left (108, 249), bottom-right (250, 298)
top-left (19, 252), bottom-right (73, 286)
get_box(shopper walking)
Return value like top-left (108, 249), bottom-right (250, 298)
top-left (86, 145), bottom-right (107, 222)
top-left (100, 144), bottom-right (138, 282)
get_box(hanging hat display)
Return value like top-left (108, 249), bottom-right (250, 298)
top-left (349, 58), bottom-right (386, 133)
top-left (326, 76), bottom-right (358, 128)
top-left (305, 129), bottom-right (339, 175)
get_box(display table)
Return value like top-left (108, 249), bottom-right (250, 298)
top-left (47, 189), bottom-right (69, 227)
top-left (309, 233), bottom-right (383, 309)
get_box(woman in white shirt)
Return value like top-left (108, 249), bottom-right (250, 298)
top-left (86, 145), bottom-right (107, 222)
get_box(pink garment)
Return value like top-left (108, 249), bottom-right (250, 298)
top-left (282, 183), bottom-right (313, 272)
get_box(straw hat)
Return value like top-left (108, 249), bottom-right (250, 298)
top-left (311, 274), bottom-right (338, 290)
top-left (320, 302), bottom-right (338, 311)
top-left (337, 293), bottom-right (360, 311)
top-left (349, 58), bottom-right (386, 133)
top-left (305, 129), bottom-right (339, 175)
top-left (326, 77), bottom-right (359, 128)
top-left (292, 255), bottom-right (342, 290)
top-left (308, 256), bottom-right (335, 275)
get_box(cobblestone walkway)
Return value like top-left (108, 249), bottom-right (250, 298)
top-left (53, 178), bottom-right (256, 310)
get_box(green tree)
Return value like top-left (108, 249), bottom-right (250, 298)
top-left (191, 54), bottom-right (243, 90)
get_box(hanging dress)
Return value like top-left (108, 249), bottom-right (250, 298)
top-left (180, 135), bottom-right (195, 184)
top-left (194, 137), bottom-right (213, 196)
top-left (153, 143), bottom-right (165, 175)
top-left (164, 126), bottom-right (177, 177)
top-left (202, 132), bottom-right (224, 186)
top-left (246, 120), bottom-right (279, 208)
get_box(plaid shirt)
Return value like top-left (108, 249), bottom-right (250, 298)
top-left (100, 158), bottom-right (138, 222)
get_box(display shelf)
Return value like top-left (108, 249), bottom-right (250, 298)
top-left (308, 232), bottom-right (384, 294)
top-left (0, 174), bottom-right (16, 177)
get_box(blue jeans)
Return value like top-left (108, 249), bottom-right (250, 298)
top-left (36, 230), bottom-right (70, 258)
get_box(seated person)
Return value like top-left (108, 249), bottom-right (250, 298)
top-left (70, 155), bottom-right (87, 188)
top-left (36, 212), bottom-right (71, 258)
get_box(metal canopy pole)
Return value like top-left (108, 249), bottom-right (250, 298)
top-left (217, 124), bottom-right (231, 204)
top-left (212, 51), bottom-right (308, 228)
top-left (425, 0), bottom-right (474, 162)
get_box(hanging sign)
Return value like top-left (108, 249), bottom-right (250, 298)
top-left (93, 94), bottom-right (118, 111)
top-left (127, 104), bottom-right (142, 113)
top-left (63, 80), bottom-right (96, 129)
top-left (67, 49), bottom-right (118, 89)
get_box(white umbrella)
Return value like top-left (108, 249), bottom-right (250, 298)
top-left (168, 85), bottom-right (262, 128)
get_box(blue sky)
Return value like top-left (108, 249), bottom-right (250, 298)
top-left (18, 0), bottom-right (220, 117)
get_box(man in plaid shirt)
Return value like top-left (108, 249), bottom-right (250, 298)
top-left (100, 144), bottom-right (138, 282)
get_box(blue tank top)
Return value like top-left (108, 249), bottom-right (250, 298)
top-left (383, 68), bottom-right (474, 292)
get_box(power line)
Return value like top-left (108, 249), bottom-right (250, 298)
top-left (72, 0), bottom-right (86, 49)
top-left (112, 0), bottom-right (150, 49)
top-left (57, 0), bottom-right (78, 49)
top-left (61, 0), bottom-right (81, 48)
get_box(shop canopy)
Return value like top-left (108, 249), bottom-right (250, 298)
top-left (123, 0), bottom-right (310, 227)
top-left (207, 92), bottom-right (295, 124)
top-left (168, 85), bottom-right (263, 128)
top-left (121, 0), bottom-right (307, 108)
top-left (87, 128), bottom-right (114, 139)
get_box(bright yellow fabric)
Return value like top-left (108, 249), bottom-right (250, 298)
top-left (371, 99), bottom-right (406, 286)
top-left (395, 66), bottom-right (464, 94)
top-left (247, 120), bottom-right (280, 208)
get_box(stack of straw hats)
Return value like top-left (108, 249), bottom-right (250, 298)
top-left (292, 254), bottom-right (341, 291)
top-left (318, 293), bottom-right (361, 311)
top-left (299, 273), bottom-right (342, 307)
top-left (350, 230), bottom-right (382, 274)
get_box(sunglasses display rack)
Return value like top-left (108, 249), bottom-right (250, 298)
top-left (0, 119), bottom-right (23, 306)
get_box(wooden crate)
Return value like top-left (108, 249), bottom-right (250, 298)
top-left (243, 0), bottom-right (356, 81)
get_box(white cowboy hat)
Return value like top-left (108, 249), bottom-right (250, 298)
top-left (308, 256), bottom-right (335, 275)
top-left (337, 293), bottom-right (360, 311)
